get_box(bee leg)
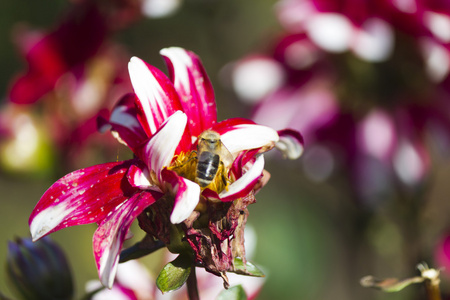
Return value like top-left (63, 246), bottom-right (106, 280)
top-left (220, 162), bottom-right (229, 190)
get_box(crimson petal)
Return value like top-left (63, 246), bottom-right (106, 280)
top-left (106, 93), bottom-right (149, 150)
top-left (204, 155), bottom-right (265, 202)
top-left (161, 169), bottom-right (201, 224)
top-left (93, 191), bottom-right (159, 288)
top-left (128, 56), bottom-right (184, 136)
top-left (276, 129), bottom-right (304, 159)
top-left (29, 160), bottom-right (137, 241)
top-left (160, 47), bottom-right (217, 137)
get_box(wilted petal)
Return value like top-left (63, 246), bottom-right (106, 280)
top-left (160, 47), bottom-right (217, 137)
top-left (276, 129), bottom-right (304, 159)
top-left (141, 111), bottom-right (187, 181)
top-left (205, 155), bottom-right (265, 202)
top-left (93, 191), bottom-right (159, 288)
top-left (216, 121), bottom-right (279, 157)
top-left (29, 160), bottom-right (136, 241)
top-left (161, 169), bottom-right (201, 224)
top-left (128, 56), bottom-right (183, 136)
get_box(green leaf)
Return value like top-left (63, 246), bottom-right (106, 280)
top-left (216, 285), bottom-right (247, 300)
top-left (231, 258), bottom-right (265, 277)
top-left (156, 254), bottom-right (192, 293)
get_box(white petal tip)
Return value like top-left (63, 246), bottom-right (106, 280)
top-left (276, 131), bottom-right (304, 159)
top-left (29, 203), bottom-right (76, 243)
top-left (169, 179), bottom-right (200, 224)
top-left (160, 46), bottom-right (184, 55)
top-left (129, 56), bottom-right (142, 63)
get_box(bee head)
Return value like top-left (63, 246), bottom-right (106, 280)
top-left (198, 130), bottom-right (221, 147)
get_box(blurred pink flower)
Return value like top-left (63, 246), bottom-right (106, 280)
top-left (29, 47), bottom-right (303, 288)
top-left (230, 0), bottom-right (450, 202)
top-left (435, 233), bottom-right (450, 278)
top-left (87, 258), bottom-right (264, 300)
top-left (3, 0), bottom-right (187, 172)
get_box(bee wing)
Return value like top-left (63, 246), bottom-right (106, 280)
top-left (220, 141), bottom-right (234, 168)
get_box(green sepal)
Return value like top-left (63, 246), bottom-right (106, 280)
top-left (156, 253), bottom-right (192, 293)
top-left (231, 257), bottom-right (265, 277)
top-left (167, 225), bottom-right (191, 254)
top-left (216, 285), bottom-right (247, 300)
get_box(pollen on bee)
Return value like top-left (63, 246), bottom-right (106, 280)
top-left (206, 162), bottom-right (230, 193)
top-left (169, 151), bottom-right (198, 182)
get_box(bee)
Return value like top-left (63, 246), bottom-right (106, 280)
top-left (195, 130), bottom-right (233, 188)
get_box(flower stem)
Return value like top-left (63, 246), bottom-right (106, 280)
top-left (418, 264), bottom-right (442, 300)
top-left (187, 267), bottom-right (199, 300)
top-left (424, 277), bottom-right (441, 300)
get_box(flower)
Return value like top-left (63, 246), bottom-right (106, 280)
top-left (29, 47), bottom-right (303, 288)
top-left (6, 237), bottom-right (74, 300)
top-left (4, 0), bottom-right (140, 173)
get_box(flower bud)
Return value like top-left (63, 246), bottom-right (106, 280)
top-left (6, 237), bottom-right (74, 300)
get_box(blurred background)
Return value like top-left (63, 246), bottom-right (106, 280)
top-left (2, 0), bottom-right (450, 299)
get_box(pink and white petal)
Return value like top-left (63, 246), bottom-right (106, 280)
top-left (29, 160), bottom-right (139, 241)
top-left (128, 56), bottom-right (183, 136)
top-left (276, 129), bottom-right (304, 159)
top-left (93, 191), bottom-right (158, 288)
top-left (127, 164), bottom-right (156, 190)
top-left (218, 123), bottom-right (279, 157)
top-left (161, 169), bottom-right (201, 224)
top-left (211, 118), bottom-right (256, 132)
top-left (217, 155), bottom-right (265, 202)
top-left (229, 149), bottom-right (260, 179)
top-left (141, 111), bottom-right (187, 182)
top-left (108, 94), bottom-right (149, 150)
top-left (160, 47), bottom-right (217, 137)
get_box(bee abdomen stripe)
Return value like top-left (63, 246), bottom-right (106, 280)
top-left (196, 152), bottom-right (220, 185)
